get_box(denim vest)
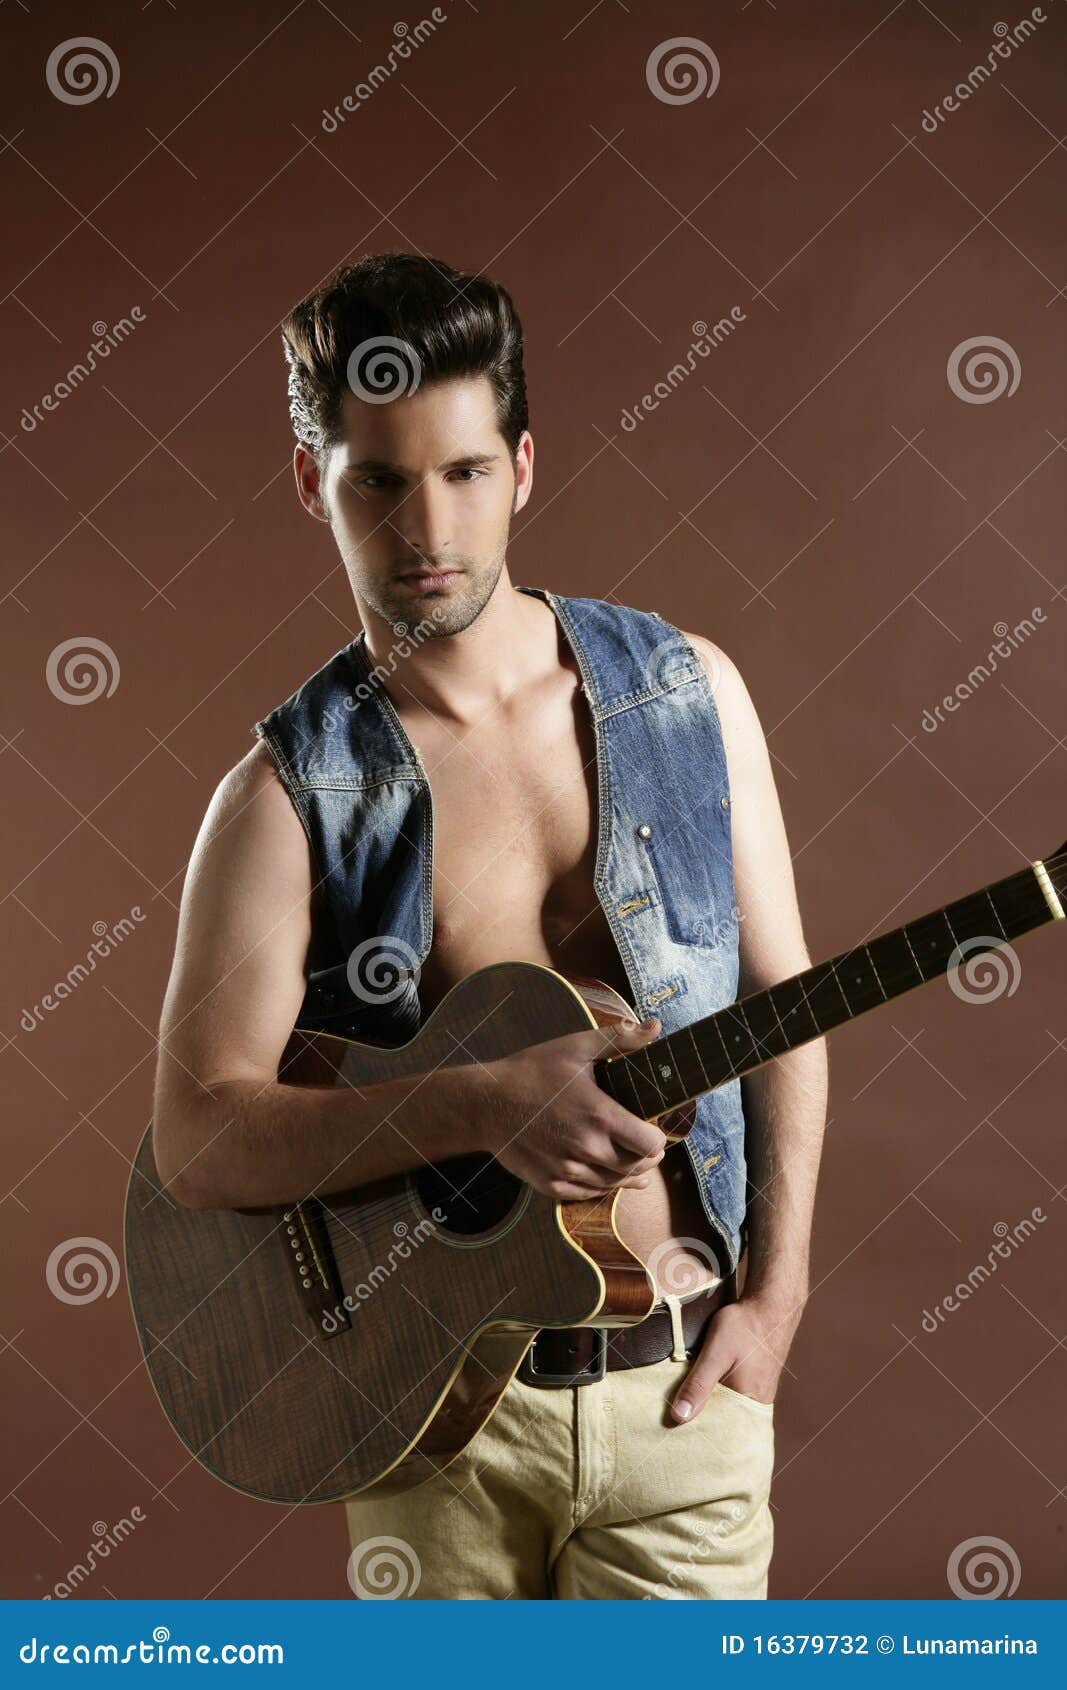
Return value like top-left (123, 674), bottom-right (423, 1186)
top-left (252, 586), bottom-right (748, 1271)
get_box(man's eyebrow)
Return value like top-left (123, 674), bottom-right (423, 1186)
top-left (343, 451), bottom-right (501, 474)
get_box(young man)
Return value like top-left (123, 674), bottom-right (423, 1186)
top-left (152, 252), bottom-right (828, 1600)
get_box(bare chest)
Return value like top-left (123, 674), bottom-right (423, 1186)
top-left (402, 702), bottom-right (631, 1018)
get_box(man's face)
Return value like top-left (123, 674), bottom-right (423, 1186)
top-left (302, 374), bottom-right (532, 637)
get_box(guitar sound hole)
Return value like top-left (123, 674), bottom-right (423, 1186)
top-left (412, 1152), bottom-right (523, 1236)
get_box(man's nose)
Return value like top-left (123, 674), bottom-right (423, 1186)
top-left (390, 480), bottom-right (449, 557)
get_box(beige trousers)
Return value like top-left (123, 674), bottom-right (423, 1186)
top-left (343, 1323), bottom-right (775, 1600)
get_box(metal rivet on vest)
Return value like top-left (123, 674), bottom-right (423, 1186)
top-left (720, 795), bottom-right (730, 810)
top-left (637, 823), bottom-right (653, 839)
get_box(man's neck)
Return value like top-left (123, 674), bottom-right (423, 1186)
top-left (359, 574), bottom-right (560, 726)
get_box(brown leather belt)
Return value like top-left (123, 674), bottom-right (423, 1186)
top-left (517, 1276), bottom-right (733, 1388)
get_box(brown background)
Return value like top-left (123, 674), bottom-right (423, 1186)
top-left (2, 0), bottom-right (1064, 1600)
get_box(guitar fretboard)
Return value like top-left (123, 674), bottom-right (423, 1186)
top-left (594, 857), bottom-right (1064, 1123)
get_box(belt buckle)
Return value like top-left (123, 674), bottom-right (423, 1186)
top-left (519, 1327), bottom-right (607, 1388)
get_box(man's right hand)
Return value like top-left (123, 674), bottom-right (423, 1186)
top-left (475, 1017), bottom-right (669, 1200)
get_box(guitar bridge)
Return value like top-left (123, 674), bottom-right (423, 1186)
top-left (280, 1199), bottom-right (350, 1339)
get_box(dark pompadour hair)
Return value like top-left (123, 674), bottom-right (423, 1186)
top-left (280, 251), bottom-right (529, 461)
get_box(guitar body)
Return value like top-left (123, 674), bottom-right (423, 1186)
top-left (125, 962), bottom-right (678, 1506)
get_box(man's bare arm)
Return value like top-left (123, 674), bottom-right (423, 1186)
top-left (153, 742), bottom-right (666, 1211)
top-left (152, 741), bottom-right (488, 1209)
top-left (669, 635), bottom-right (828, 1420)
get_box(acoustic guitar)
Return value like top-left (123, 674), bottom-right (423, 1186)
top-left (124, 843), bottom-right (1065, 1504)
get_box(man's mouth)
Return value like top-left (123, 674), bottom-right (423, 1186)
top-left (396, 567), bottom-right (463, 589)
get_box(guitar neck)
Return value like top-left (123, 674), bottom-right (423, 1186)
top-left (594, 851), bottom-right (1066, 1123)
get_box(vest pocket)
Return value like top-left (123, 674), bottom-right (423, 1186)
top-left (639, 826), bottom-right (734, 948)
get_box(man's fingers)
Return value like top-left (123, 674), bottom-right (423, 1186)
top-left (669, 1340), bottom-right (734, 1423)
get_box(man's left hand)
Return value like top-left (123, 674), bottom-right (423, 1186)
top-left (669, 1293), bottom-right (799, 1423)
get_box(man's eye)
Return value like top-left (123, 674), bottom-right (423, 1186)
top-left (450, 468), bottom-right (484, 483)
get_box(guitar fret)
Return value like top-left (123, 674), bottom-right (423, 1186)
top-left (827, 958), bottom-right (854, 1018)
top-left (985, 886), bottom-right (1009, 942)
top-left (902, 925), bottom-right (926, 981)
top-left (684, 1024), bottom-right (713, 1090)
top-left (864, 944), bottom-right (888, 1000)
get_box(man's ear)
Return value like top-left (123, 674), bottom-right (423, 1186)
top-left (294, 445), bottom-right (330, 522)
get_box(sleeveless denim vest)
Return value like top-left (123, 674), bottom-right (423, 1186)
top-left (252, 586), bottom-right (749, 1271)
